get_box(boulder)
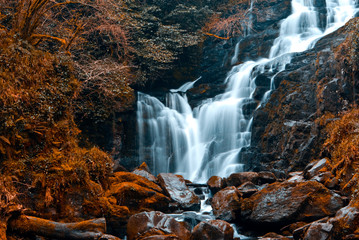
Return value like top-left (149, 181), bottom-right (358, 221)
top-left (158, 173), bottom-right (200, 211)
top-left (127, 211), bottom-right (191, 240)
top-left (211, 187), bottom-right (242, 221)
top-left (111, 172), bottom-right (163, 193)
top-left (108, 182), bottom-right (170, 214)
top-left (240, 181), bottom-right (343, 227)
top-left (207, 176), bottom-right (225, 195)
top-left (226, 172), bottom-right (259, 187)
top-left (191, 220), bottom-right (234, 240)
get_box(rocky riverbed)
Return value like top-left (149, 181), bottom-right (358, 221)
top-left (6, 159), bottom-right (356, 240)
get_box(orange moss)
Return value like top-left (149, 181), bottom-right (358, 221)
top-left (108, 182), bottom-right (170, 214)
top-left (323, 108), bottom-right (359, 193)
top-left (0, 33), bottom-right (116, 222)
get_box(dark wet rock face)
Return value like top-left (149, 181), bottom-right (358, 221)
top-left (158, 173), bottom-right (201, 211)
top-left (251, 19), bottom-right (359, 173)
top-left (240, 181), bottom-right (344, 227)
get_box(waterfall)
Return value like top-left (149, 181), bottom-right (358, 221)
top-left (137, 0), bottom-right (358, 182)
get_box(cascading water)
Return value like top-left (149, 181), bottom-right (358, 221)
top-left (137, 0), bottom-right (358, 182)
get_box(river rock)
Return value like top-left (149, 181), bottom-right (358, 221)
top-left (211, 186), bottom-right (241, 221)
top-left (158, 173), bottom-right (200, 211)
top-left (226, 172), bottom-right (259, 187)
top-left (207, 176), bottom-right (225, 195)
top-left (127, 211), bottom-right (191, 240)
top-left (191, 220), bottom-right (234, 240)
top-left (240, 181), bottom-right (343, 227)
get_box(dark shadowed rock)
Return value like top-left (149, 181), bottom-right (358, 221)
top-left (191, 220), bottom-right (234, 240)
top-left (258, 172), bottom-right (277, 184)
top-left (158, 173), bottom-right (200, 211)
top-left (260, 232), bottom-right (291, 240)
top-left (207, 176), bottom-right (225, 195)
top-left (142, 236), bottom-right (180, 240)
top-left (302, 222), bottom-right (333, 240)
top-left (226, 172), bottom-right (259, 187)
top-left (292, 217), bottom-right (330, 240)
top-left (280, 222), bottom-right (308, 236)
top-left (240, 181), bottom-right (343, 227)
top-left (211, 187), bottom-right (242, 221)
top-left (127, 211), bottom-right (191, 240)
top-left (238, 182), bottom-right (258, 198)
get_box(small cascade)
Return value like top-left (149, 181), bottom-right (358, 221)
top-left (137, 0), bottom-right (358, 182)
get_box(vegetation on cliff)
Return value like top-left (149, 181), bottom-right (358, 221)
top-left (0, 0), bottom-right (254, 238)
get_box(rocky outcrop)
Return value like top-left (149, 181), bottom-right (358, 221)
top-left (250, 18), bottom-right (359, 174)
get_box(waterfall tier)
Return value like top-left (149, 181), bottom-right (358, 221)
top-left (137, 0), bottom-right (358, 182)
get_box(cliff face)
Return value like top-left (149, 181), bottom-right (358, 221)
top-left (248, 18), bottom-right (359, 175)
top-left (123, 0), bottom-right (359, 174)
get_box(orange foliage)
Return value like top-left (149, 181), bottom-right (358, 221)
top-left (323, 108), bottom-right (359, 190)
top-left (0, 32), bottom-right (114, 220)
top-left (203, 0), bottom-right (251, 39)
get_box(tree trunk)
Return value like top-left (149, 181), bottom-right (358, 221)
top-left (8, 215), bottom-right (121, 240)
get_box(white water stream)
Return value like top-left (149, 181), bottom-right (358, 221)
top-left (137, 0), bottom-right (358, 182)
